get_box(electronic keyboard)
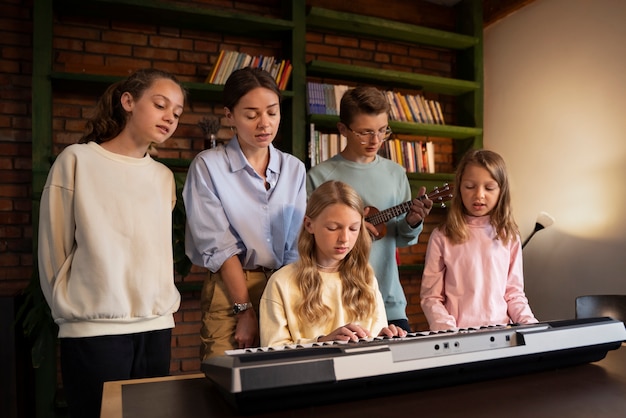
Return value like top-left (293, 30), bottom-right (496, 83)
top-left (202, 317), bottom-right (626, 413)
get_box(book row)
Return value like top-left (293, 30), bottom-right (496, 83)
top-left (306, 82), bottom-right (445, 125)
top-left (306, 82), bottom-right (350, 116)
top-left (379, 139), bottom-right (436, 174)
top-left (386, 91), bottom-right (445, 125)
top-left (309, 124), bottom-right (347, 167)
top-left (309, 123), bottom-right (435, 174)
top-left (205, 50), bottom-right (293, 90)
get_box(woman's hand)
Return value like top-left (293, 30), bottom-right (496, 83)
top-left (378, 323), bottom-right (408, 338)
top-left (234, 309), bottom-right (259, 349)
top-left (317, 323), bottom-right (371, 343)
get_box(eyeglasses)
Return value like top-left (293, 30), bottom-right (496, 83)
top-left (346, 126), bottom-right (393, 142)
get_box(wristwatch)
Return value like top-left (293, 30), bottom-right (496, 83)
top-left (232, 302), bottom-right (252, 315)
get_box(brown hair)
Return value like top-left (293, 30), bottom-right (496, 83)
top-left (222, 67), bottom-right (281, 112)
top-left (80, 68), bottom-right (186, 144)
top-left (339, 86), bottom-right (390, 126)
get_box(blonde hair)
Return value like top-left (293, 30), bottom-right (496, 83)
top-left (294, 181), bottom-right (376, 327)
top-left (444, 149), bottom-right (519, 245)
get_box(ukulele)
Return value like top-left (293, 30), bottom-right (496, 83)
top-left (365, 183), bottom-right (453, 239)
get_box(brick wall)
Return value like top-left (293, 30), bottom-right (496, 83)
top-left (0, 0), bottom-right (34, 298)
top-left (1, 0), bottom-right (458, 377)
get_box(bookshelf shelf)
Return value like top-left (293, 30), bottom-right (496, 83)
top-left (35, 0), bottom-right (305, 169)
top-left (54, 0), bottom-right (295, 35)
top-left (305, 3), bottom-right (483, 181)
top-left (407, 172), bottom-right (455, 193)
top-left (309, 114), bottom-right (482, 140)
top-left (306, 6), bottom-right (477, 50)
top-left (49, 72), bottom-right (296, 106)
top-left (307, 60), bottom-right (479, 96)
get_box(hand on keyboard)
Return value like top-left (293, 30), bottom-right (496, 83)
top-left (317, 323), bottom-right (371, 343)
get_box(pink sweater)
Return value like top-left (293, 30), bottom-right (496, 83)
top-left (420, 215), bottom-right (537, 331)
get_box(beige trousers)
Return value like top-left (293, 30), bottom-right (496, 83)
top-left (199, 270), bottom-right (271, 360)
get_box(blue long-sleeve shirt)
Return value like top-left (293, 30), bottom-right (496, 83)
top-left (183, 138), bottom-right (306, 272)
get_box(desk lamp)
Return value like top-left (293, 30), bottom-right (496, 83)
top-left (522, 211), bottom-right (555, 249)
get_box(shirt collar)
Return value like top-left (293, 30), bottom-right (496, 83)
top-left (225, 136), bottom-right (280, 175)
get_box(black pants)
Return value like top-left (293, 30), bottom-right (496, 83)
top-left (60, 328), bottom-right (172, 418)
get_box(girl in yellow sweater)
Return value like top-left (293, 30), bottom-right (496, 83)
top-left (260, 180), bottom-right (406, 346)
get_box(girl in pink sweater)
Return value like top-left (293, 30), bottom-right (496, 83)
top-left (420, 149), bottom-right (537, 331)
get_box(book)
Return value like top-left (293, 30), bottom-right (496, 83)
top-left (278, 62), bottom-right (292, 90)
top-left (394, 138), bottom-right (403, 167)
top-left (404, 94), bottom-right (420, 123)
top-left (392, 92), bottom-right (407, 121)
top-left (427, 100), bottom-right (440, 124)
top-left (416, 141), bottom-right (424, 172)
top-left (420, 95), bottom-right (434, 124)
top-left (309, 123), bottom-right (317, 167)
top-left (216, 50), bottom-right (237, 84)
top-left (242, 53), bottom-right (252, 69)
top-left (307, 83), bottom-right (316, 114)
top-left (274, 60), bottom-right (286, 84)
top-left (406, 95), bottom-right (423, 123)
top-left (386, 91), bottom-right (400, 121)
top-left (434, 101), bottom-right (445, 125)
top-left (206, 50), bottom-right (225, 83)
top-left (328, 133), bottom-right (340, 158)
top-left (426, 141), bottom-right (435, 173)
top-left (334, 85), bottom-right (349, 113)
top-left (231, 52), bottom-right (246, 74)
top-left (262, 56), bottom-right (275, 73)
top-left (324, 84), bottom-right (336, 115)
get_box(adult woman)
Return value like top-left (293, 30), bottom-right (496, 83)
top-left (184, 67), bottom-right (306, 358)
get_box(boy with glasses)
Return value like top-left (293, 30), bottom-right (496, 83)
top-left (306, 86), bottom-right (433, 332)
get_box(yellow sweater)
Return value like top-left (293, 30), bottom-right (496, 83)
top-left (259, 263), bottom-right (388, 347)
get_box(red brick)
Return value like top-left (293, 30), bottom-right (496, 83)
top-left (307, 43), bottom-right (339, 57)
top-left (53, 38), bottom-right (85, 52)
top-left (150, 36), bottom-right (194, 51)
top-left (339, 47), bottom-right (374, 61)
top-left (102, 31), bottom-right (149, 46)
top-left (133, 46), bottom-right (179, 61)
top-left (0, 101), bottom-right (28, 116)
top-left (324, 35), bottom-right (359, 48)
top-left (85, 41), bottom-right (132, 56)
top-left (54, 26), bottom-right (101, 41)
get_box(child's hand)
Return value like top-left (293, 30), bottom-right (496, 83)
top-left (363, 206), bottom-right (381, 239)
top-left (317, 323), bottom-right (371, 343)
top-left (406, 186), bottom-right (434, 227)
top-left (378, 324), bottom-right (407, 338)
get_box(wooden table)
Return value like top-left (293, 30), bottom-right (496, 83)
top-left (101, 345), bottom-right (626, 418)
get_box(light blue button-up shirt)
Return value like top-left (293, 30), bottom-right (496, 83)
top-left (183, 137), bottom-right (306, 272)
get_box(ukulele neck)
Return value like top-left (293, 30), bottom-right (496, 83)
top-left (366, 201), bottom-right (413, 226)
